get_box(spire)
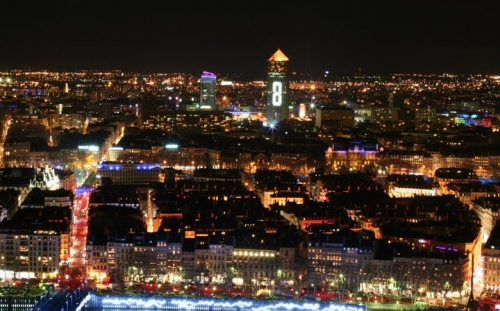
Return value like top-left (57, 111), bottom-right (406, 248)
top-left (268, 49), bottom-right (289, 62)
top-left (465, 253), bottom-right (477, 311)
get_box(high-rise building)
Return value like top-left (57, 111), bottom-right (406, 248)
top-left (266, 49), bottom-right (289, 125)
top-left (200, 71), bottom-right (216, 110)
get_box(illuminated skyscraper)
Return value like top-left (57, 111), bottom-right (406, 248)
top-left (266, 49), bottom-right (289, 125)
top-left (200, 71), bottom-right (217, 110)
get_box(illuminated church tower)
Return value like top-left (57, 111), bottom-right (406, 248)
top-left (266, 49), bottom-right (289, 125)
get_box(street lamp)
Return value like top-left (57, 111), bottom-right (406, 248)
top-left (308, 99), bottom-right (317, 119)
top-left (269, 123), bottom-right (275, 143)
top-left (277, 269), bottom-right (282, 291)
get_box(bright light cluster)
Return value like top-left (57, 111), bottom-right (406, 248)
top-left (234, 250), bottom-right (275, 257)
top-left (75, 294), bottom-right (92, 311)
top-left (101, 297), bottom-right (365, 311)
top-left (171, 298), bottom-right (254, 308)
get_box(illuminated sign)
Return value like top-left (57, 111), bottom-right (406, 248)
top-left (272, 81), bottom-right (282, 106)
top-left (165, 144), bottom-right (179, 149)
top-left (202, 71), bottom-right (216, 78)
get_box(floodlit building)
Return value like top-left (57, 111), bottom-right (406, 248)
top-left (96, 162), bottom-right (163, 185)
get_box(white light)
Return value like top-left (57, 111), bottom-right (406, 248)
top-left (78, 145), bottom-right (99, 151)
top-left (272, 81), bottom-right (283, 106)
top-left (100, 297), bottom-right (364, 311)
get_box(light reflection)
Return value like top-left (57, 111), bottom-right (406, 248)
top-left (101, 297), bottom-right (366, 311)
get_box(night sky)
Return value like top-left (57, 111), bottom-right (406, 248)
top-left (2, 0), bottom-right (500, 78)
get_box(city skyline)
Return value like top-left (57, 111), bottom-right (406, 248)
top-left (2, 1), bottom-right (500, 79)
top-left (0, 34), bottom-right (500, 309)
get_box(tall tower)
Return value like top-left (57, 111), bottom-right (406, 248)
top-left (266, 49), bottom-right (289, 125)
top-left (465, 253), bottom-right (477, 311)
top-left (200, 71), bottom-right (217, 110)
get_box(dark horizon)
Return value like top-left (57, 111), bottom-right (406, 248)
top-left (2, 0), bottom-right (500, 78)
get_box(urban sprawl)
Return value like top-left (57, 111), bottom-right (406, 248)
top-left (0, 50), bottom-right (500, 309)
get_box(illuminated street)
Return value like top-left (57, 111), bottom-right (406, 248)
top-left (69, 187), bottom-right (91, 274)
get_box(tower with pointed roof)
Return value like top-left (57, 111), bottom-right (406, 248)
top-left (266, 49), bottom-right (289, 125)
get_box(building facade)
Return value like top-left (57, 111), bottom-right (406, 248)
top-left (0, 228), bottom-right (63, 279)
top-left (96, 162), bottom-right (163, 185)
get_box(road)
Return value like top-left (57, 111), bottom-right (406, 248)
top-left (69, 187), bottom-right (90, 273)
